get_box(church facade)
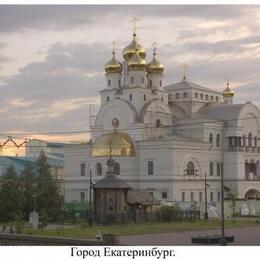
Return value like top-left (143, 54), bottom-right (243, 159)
top-left (64, 30), bottom-right (260, 212)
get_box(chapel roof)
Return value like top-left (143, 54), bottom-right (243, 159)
top-left (93, 174), bottom-right (131, 189)
top-left (127, 190), bottom-right (159, 205)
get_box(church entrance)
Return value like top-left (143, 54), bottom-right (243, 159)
top-left (245, 189), bottom-right (260, 199)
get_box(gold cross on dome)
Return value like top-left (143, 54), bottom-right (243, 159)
top-left (152, 41), bottom-right (158, 54)
top-left (111, 40), bottom-right (116, 53)
top-left (131, 16), bottom-right (140, 35)
top-left (182, 64), bottom-right (188, 80)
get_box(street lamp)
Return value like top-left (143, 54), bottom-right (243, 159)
top-left (204, 171), bottom-right (211, 220)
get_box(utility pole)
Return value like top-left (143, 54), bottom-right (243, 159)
top-left (88, 169), bottom-right (93, 226)
top-left (204, 172), bottom-right (209, 220)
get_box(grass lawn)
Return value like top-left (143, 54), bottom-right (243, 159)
top-left (20, 218), bottom-right (260, 239)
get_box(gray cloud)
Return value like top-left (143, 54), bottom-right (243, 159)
top-left (0, 5), bottom-right (252, 33)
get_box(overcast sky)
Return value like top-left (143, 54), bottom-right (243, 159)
top-left (0, 5), bottom-right (260, 153)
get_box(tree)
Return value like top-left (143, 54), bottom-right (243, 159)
top-left (20, 163), bottom-right (37, 220)
top-left (0, 165), bottom-right (24, 222)
top-left (35, 151), bottom-right (61, 222)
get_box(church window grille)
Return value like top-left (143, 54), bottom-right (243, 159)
top-left (114, 162), bottom-right (120, 175)
top-left (106, 96), bottom-right (110, 102)
top-left (217, 162), bottom-right (221, 176)
top-left (80, 191), bottom-right (86, 203)
top-left (144, 94), bottom-right (146, 101)
top-left (162, 192), bottom-right (167, 199)
top-left (96, 163), bottom-right (102, 176)
top-left (216, 134), bottom-right (220, 147)
top-left (182, 192), bottom-right (185, 202)
top-left (186, 161), bottom-right (195, 175)
top-left (148, 161), bottom-right (154, 175)
top-left (130, 94), bottom-right (133, 101)
top-left (209, 133), bottom-right (213, 144)
top-left (108, 79), bottom-right (111, 86)
top-left (191, 192), bottom-right (194, 202)
top-left (176, 93), bottom-right (180, 99)
top-left (131, 77), bottom-right (134, 83)
top-left (210, 162), bottom-right (214, 176)
top-left (80, 163), bottom-right (86, 176)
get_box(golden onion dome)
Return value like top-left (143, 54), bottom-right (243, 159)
top-left (147, 51), bottom-right (164, 74)
top-left (223, 82), bottom-right (234, 97)
top-left (104, 51), bottom-right (123, 74)
top-left (127, 51), bottom-right (147, 71)
top-left (123, 33), bottom-right (146, 61)
top-left (92, 131), bottom-right (136, 157)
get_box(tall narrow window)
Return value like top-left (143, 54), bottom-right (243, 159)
top-left (210, 162), bottom-right (214, 176)
top-left (199, 191), bottom-right (202, 202)
top-left (248, 133), bottom-right (252, 147)
top-left (191, 192), bottom-right (194, 202)
top-left (96, 163), bottom-right (102, 176)
top-left (216, 96), bottom-right (219, 102)
top-left (144, 94), bottom-right (146, 101)
top-left (106, 96), bottom-right (110, 102)
top-left (183, 92), bottom-right (188, 98)
top-left (254, 136), bottom-right (258, 147)
top-left (149, 80), bottom-right (152, 86)
top-left (130, 94), bottom-right (132, 101)
top-left (142, 77), bottom-right (144, 84)
top-left (131, 77), bottom-right (134, 83)
top-left (114, 162), bottom-right (120, 175)
top-left (200, 93), bottom-right (204, 99)
top-left (80, 163), bottom-right (86, 176)
top-left (80, 191), bottom-right (86, 203)
top-left (216, 134), bottom-right (220, 147)
top-left (217, 162), bottom-right (221, 176)
top-left (209, 133), bottom-right (213, 144)
top-left (243, 135), bottom-right (246, 146)
top-left (211, 96), bottom-right (214, 101)
top-left (186, 161), bottom-right (195, 175)
top-left (118, 80), bottom-right (121, 87)
top-left (148, 160), bottom-right (154, 175)
top-left (108, 79), bottom-right (111, 86)
top-left (176, 93), bottom-right (180, 99)
top-left (160, 80), bottom-right (162, 86)
top-left (195, 92), bottom-right (198, 98)
top-left (206, 94), bottom-right (209, 100)
top-left (162, 192), bottom-right (167, 199)
top-left (210, 192), bottom-right (214, 202)
top-left (182, 192), bottom-right (185, 202)
top-left (218, 192), bottom-right (221, 202)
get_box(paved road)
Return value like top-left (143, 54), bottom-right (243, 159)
top-left (119, 226), bottom-right (260, 245)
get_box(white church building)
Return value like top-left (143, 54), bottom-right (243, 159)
top-left (64, 30), bottom-right (260, 210)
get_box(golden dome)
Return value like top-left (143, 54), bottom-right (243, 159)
top-left (123, 34), bottom-right (146, 61)
top-left (147, 50), bottom-right (164, 74)
top-left (223, 82), bottom-right (234, 97)
top-left (128, 51), bottom-right (147, 71)
top-left (92, 131), bottom-right (136, 157)
top-left (104, 51), bottom-right (123, 74)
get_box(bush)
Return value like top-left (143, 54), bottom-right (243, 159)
top-left (159, 205), bottom-right (181, 222)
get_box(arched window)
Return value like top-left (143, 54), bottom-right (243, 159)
top-left (216, 134), bottom-right (220, 147)
top-left (216, 96), bottom-right (219, 102)
top-left (106, 96), bottom-right (110, 102)
top-left (142, 77), bottom-right (144, 84)
top-left (160, 80), bottom-right (162, 86)
top-left (149, 80), bottom-right (152, 86)
top-left (131, 77), bottom-right (134, 83)
top-left (206, 94), bottom-right (209, 100)
top-left (254, 136), bottom-right (258, 147)
top-left (161, 97), bottom-right (164, 101)
top-left (96, 163), bottom-right (102, 176)
top-left (108, 79), bottom-right (111, 86)
top-left (248, 133), bottom-right (252, 147)
top-left (211, 96), bottom-right (214, 101)
top-left (195, 92), bottom-right (198, 98)
top-left (183, 92), bottom-right (188, 98)
top-left (114, 162), bottom-right (120, 175)
top-left (176, 93), bottom-right (180, 99)
top-left (129, 94), bottom-right (132, 101)
top-left (209, 133), bottom-right (213, 144)
top-left (168, 94), bottom-right (172, 101)
top-left (200, 93), bottom-right (204, 99)
top-left (144, 94), bottom-right (146, 101)
top-left (186, 161), bottom-right (195, 175)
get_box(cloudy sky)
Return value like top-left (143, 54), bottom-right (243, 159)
top-left (0, 5), bottom-right (260, 153)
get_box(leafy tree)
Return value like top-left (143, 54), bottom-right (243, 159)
top-left (35, 151), bottom-right (61, 222)
top-left (20, 163), bottom-right (37, 220)
top-left (0, 165), bottom-right (24, 222)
